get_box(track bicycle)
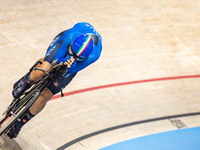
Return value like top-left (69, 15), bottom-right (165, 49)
top-left (0, 61), bottom-right (66, 136)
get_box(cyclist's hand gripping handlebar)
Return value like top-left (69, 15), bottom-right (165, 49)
top-left (52, 56), bottom-right (76, 70)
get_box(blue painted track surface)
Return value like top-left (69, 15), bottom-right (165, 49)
top-left (100, 127), bottom-right (200, 150)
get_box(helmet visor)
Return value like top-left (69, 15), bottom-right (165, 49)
top-left (68, 45), bottom-right (87, 61)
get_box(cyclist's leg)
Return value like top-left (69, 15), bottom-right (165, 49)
top-left (8, 73), bottom-right (77, 138)
top-left (7, 88), bottom-right (53, 138)
top-left (13, 58), bottom-right (44, 89)
top-left (47, 72), bottom-right (77, 96)
top-left (12, 58), bottom-right (47, 99)
top-left (29, 88), bottom-right (53, 115)
top-left (29, 73), bottom-right (77, 115)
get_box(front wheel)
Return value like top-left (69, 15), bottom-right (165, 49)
top-left (0, 90), bottom-right (40, 136)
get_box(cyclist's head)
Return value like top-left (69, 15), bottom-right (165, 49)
top-left (70, 34), bottom-right (94, 61)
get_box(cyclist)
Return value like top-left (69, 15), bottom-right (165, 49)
top-left (7, 22), bottom-right (102, 138)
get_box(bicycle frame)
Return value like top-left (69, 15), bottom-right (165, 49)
top-left (0, 64), bottom-right (67, 136)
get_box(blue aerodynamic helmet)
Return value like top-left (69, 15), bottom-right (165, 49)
top-left (71, 34), bottom-right (94, 60)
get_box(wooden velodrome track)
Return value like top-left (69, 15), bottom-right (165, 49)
top-left (0, 0), bottom-right (200, 149)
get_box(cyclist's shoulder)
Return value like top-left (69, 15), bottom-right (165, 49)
top-left (62, 22), bottom-right (102, 48)
top-left (73, 22), bottom-right (101, 35)
top-left (61, 31), bottom-right (81, 45)
top-left (73, 22), bottom-right (94, 29)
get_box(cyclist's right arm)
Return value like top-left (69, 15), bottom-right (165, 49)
top-left (30, 60), bottom-right (52, 81)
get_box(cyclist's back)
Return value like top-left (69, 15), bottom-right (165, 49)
top-left (45, 22), bottom-right (102, 76)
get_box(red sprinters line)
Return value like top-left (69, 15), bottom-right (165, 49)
top-left (50, 74), bottom-right (200, 100)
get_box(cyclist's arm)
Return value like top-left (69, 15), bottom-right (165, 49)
top-left (30, 58), bottom-right (52, 81)
top-left (30, 56), bottom-right (74, 81)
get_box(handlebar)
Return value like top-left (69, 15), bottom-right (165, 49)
top-left (33, 66), bottom-right (67, 97)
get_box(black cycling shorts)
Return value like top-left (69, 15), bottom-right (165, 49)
top-left (47, 72), bottom-right (77, 95)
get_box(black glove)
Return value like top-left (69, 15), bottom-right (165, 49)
top-left (12, 75), bottom-right (33, 99)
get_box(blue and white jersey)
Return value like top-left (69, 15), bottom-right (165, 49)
top-left (44, 22), bottom-right (102, 77)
